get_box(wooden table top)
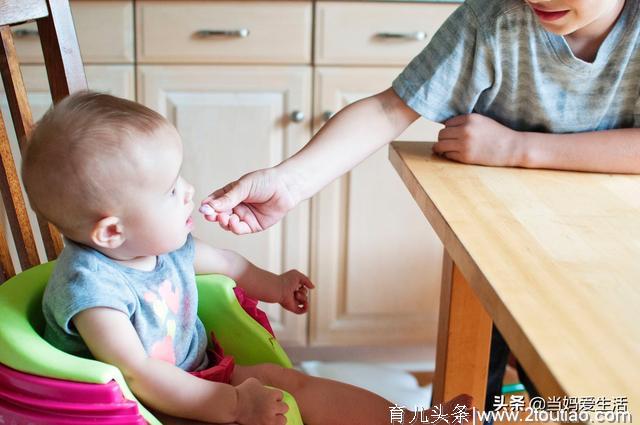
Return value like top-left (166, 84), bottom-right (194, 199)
top-left (390, 141), bottom-right (640, 416)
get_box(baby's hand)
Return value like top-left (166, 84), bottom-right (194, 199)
top-left (279, 269), bottom-right (314, 314)
top-left (235, 377), bottom-right (288, 425)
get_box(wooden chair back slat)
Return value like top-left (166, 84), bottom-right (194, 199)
top-left (37, 1), bottom-right (87, 102)
top-left (0, 215), bottom-right (15, 282)
top-left (0, 26), bottom-right (64, 262)
top-left (0, 0), bottom-right (87, 280)
top-left (0, 0), bottom-right (48, 27)
top-left (0, 27), bottom-right (32, 150)
top-left (0, 108), bottom-right (40, 274)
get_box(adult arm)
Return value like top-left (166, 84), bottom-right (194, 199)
top-left (200, 88), bottom-right (419, 234)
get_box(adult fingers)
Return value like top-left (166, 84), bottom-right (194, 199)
top-left (204, 179), bottom-right (251, 212)
top-left (201, 185), bottom-right (232, 210)
top-left (232, 203), bottom-right (264, 233)
top-left (228, 214), bottom-right (254, 235)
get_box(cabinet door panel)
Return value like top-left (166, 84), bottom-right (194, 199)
top-left (311, 67), bottom-right (442, 347)
top-left (138, 65), bottom-right (311, 346)
top-left (12, 1), bottom-right (134, 64)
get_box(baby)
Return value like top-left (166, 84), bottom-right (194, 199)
top-left (23, 92), bottom-right (470, 425)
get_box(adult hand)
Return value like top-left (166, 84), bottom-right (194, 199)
top-left (200, 168), bottom-right (299, 235)
top-left (433, 113), bottom-right (525, 167)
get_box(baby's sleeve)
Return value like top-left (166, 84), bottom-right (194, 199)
top-left (44, 257), bottom-right (136, 339)
top-left (392, 2), bottom-right (495, 123)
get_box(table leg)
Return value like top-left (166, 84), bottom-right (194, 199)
top-left (432, 252), bottom-right (492, 411)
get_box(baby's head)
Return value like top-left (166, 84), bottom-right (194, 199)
top-left (23, 92), bottom-right (195, 258)
top-left (525, 0), bottom-right (624, 36)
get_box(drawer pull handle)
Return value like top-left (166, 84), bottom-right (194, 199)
top-left (374, 31), bottom-right (426, 41)
top-left (290, 110), bottom-right (305, 123)
top-left (13, 29), bottom-right (39, 38)
top-left (193, 29), bottom-right (250, 39)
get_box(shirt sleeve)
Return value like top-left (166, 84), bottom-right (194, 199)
top-left (392, 2), bottom-right (495, 123)
top-left (44, 256), bottom-right (136, 337)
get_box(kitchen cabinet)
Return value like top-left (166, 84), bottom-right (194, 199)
top-left (310, 1), bottom-right (458, 348)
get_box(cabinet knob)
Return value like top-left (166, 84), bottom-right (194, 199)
top-left (290, 110), bottom-right (305, 123)
top-left (322, 111), bottom-right (334, 122)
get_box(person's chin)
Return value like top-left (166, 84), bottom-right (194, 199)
top-left (158, 234), bottom-right (190, 255)
top-left (540, 21), bottom-right (576, 36)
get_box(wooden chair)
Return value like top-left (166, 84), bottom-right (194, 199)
top-left (0, 2), bottom-right (303, 424)
top-left (0, 0), bottom-right (87, 281)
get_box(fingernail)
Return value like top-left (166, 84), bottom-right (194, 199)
top-left (199, 205), bottom-right (215, 215)
top-left (211, 200), bottom-right (222, 208)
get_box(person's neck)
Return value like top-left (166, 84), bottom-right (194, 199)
top-left (565, 0), bottom-right (625, 62)
top-left (112, 255), bottom-right (158, 272)
top-left (92, 244), bottom-right (158, 272)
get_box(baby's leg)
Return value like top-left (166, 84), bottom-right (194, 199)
top-left (232, 364), bottom-right (471, 425)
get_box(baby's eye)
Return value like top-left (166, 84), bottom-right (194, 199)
top-left (170, 187), bottom-right (177, 197)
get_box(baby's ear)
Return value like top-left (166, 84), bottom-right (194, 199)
top-left (91, 216), bottom-right (125, 249)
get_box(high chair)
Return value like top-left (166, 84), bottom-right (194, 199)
top-left (0, 1), bottom-right (303, 423)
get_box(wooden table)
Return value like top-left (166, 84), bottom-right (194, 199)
top-left (389, 142), bottom-right (640, 417)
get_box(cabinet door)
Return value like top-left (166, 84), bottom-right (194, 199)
top-left (0, 65), bottom-right (135, 268)
top-left (138, 65), bottom-right (311, 346)
top-left (310, 67), bottom-right (443, 347)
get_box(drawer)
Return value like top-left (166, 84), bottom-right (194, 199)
top-left (136, 1), bottom-right (312, 64)
top-left (315, 2), bottom-right (459, 66)
top-left (12, 1), bottom-right (134, 64)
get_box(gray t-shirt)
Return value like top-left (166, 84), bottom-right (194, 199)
top-left (392, 0), bottom-right (640, 133)
top-left (43, 234), bottom-right (208, 372)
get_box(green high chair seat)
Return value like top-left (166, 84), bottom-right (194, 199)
top-left (0, 262), bottom-right (303, 424)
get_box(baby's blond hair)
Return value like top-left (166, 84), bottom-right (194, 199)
top-left (22, 91), bottom-right (168, 240)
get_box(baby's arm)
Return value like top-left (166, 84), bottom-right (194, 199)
top-left (433, 113), bottom-right (640, 173)
top-left (193, 237), bottom-right (314, 313)
top-left (73, 307), bottom-right (288, 424)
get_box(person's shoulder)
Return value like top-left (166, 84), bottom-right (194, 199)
top-left (47, 240), bottom-right (122, 294)
top-left (53, 240), bottom-right (104, 275)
